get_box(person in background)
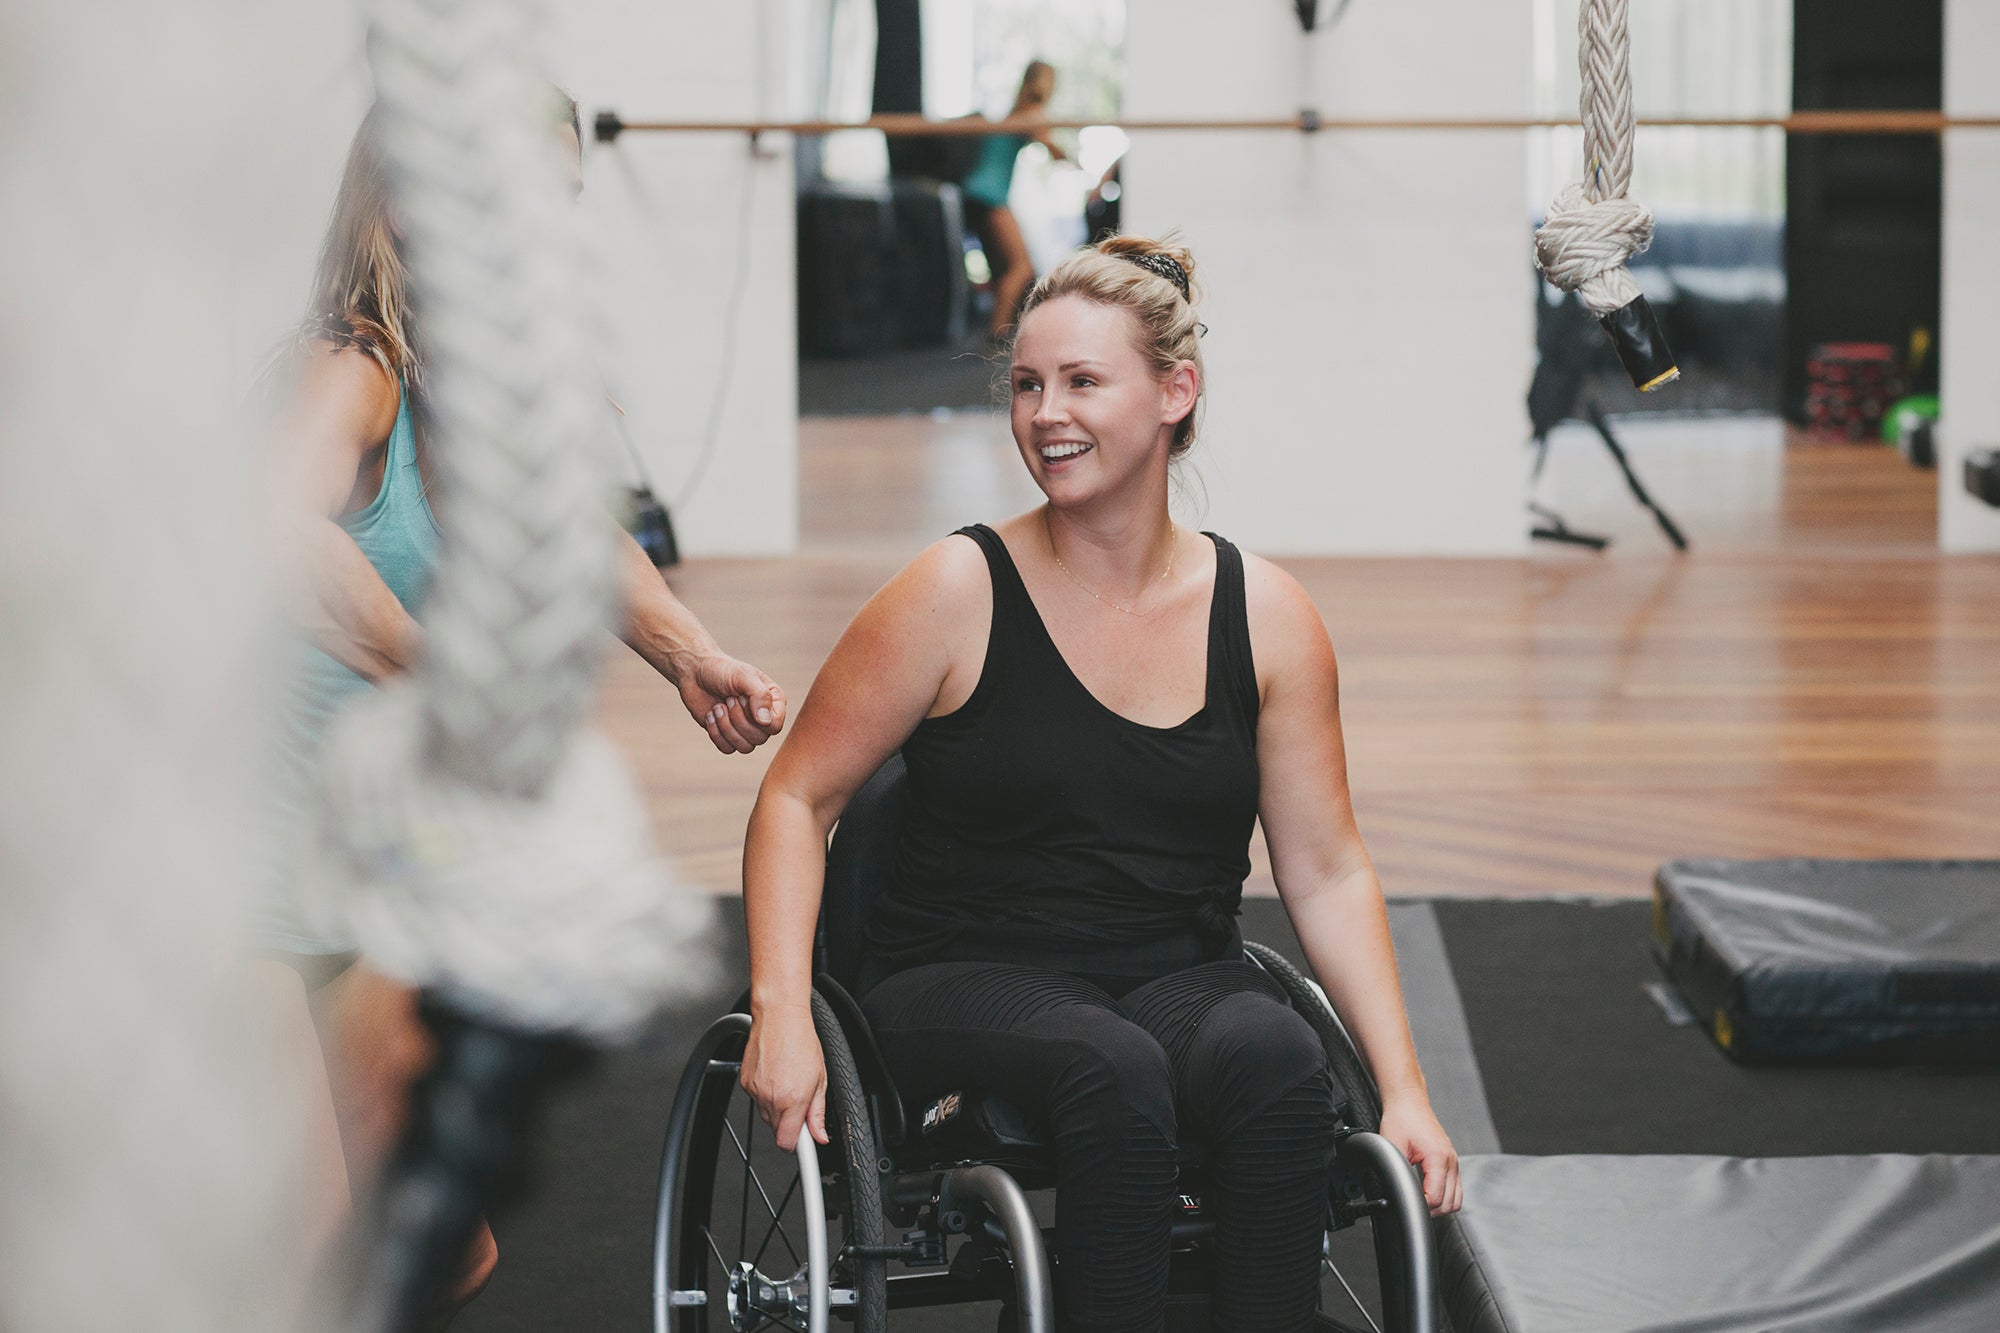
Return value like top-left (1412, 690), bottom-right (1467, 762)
top-left (252, 91), bottom-right (785, 1326)
top-left (960, 59), bottom-right (1067, 340)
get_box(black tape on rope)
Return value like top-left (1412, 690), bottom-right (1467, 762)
top-left (1600, 294), bottom-right (1680, 393)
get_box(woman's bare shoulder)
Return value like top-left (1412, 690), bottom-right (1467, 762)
top-left (872, 529), bottom-right (991, 622)
top-left (289, 339), bottom-right (401, 446)
top-left (1240, 548), bottom-right (1337, 683)
top-left (806, 531), bottom-right (992, 724)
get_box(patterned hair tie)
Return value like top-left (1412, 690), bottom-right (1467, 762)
top-left (1121, 251), bottom-right (1191, 301)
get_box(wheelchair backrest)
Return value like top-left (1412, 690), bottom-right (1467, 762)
top-left (819, 752), bottom-right (909, 994)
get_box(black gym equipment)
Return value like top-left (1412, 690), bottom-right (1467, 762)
top-left (1966, 447), bottom-right (2000, 506)
top-left (649, 755), bottom-right (1440, 1332)
top-left (627, 487), bottom-right (680, 570)
top-left (1898, 412), bottom-right (1937, 469)
top-left (1654, 858), bottom-right (2000, 1065)
top-left (610, 396), bottom-right (680, 568)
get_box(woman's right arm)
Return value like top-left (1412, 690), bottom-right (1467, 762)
top-left (269, 347), bottom-right (419, 682)
top-left (739, 535), bottom-right (989, 1151)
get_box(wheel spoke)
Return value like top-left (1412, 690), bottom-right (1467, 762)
top-left (745, 1160), bottom-right (801, 1267)
top-left (721, 1115), bottom-right (802, 1268)
top-left (722, 1114), bottom-right (752, 1163)
top-left (1324, 1256), bottom-right (1382, 1333)
top-left (740, 1096), bottom-right (753, 1258)
top-left (751, 1172), bottom-right (803, 1270)
top-left (700, 1225), bottom-right (730, 1273)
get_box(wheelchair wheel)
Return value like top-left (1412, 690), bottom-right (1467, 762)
top-left (1244, 941), bottom-right (1382, 1132)
top-left (653, 997), bottom-right (888, 1332)
top-left (1245, 943), bottom-right (1438, 1333)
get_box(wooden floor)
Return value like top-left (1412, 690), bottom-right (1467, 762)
top-left (604, 416), bottom-right (1999, 901)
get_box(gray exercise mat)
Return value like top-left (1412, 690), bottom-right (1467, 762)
top-left (1446, 1153), bottom-right (2000, 1333)
top-left (1386, 903), bottom-right (1501, 1155)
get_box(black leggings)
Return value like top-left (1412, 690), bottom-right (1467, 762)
top-left (861, 960), bottom-right (1337, 1333)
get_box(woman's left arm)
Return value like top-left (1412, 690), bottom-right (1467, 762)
top-left (1246, 558), bottom-right (1462, 1216)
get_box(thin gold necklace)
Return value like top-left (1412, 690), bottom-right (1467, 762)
top-left (1044, 509), bottom-right (1178, 617)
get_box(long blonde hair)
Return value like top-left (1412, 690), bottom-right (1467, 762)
top-left (300, 107), bottom-right (421, 387)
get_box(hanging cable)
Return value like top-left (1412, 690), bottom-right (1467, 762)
top-left (673, 144), bottom-right (761, 513)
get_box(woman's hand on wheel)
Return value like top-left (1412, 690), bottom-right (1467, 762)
top-left (1378, 1097), bottom-right (1462, 1217)
top-left (741, 1003), bottom-right (829, 1152)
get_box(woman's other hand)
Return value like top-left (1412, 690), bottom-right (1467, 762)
top-left (1377, 1097), bottom-right (1462, 1217)
top-left (681, 652), bottom-right (788, 754)
top-left (740, 1003), bottom-right (829, 1152)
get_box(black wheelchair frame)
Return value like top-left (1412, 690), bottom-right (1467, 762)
top-left (651, 757), bottom-right (1440, 1333)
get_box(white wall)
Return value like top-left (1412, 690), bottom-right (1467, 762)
top-left (222, 15), bottom-right (373, 388)
top-left (1123, 0), bottom-right (1536, 555)
top-left (1939, 0), bottom-right (2000, 553)
top-left (553, 0), bottom-right (801, 556)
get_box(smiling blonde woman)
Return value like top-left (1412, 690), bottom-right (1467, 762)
top-left (740, 233), bottom-right (1458, 1332)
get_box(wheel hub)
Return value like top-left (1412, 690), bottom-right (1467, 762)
top-left (725, 1259), bottom-right (811, 1330)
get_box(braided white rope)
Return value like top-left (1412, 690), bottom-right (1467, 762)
top-left (307, 0), bottom-right (707, 1039)
top-left (1534, 0), bottom-right (1651, 315)
top-left (365, 0), bottom-right (611, 793)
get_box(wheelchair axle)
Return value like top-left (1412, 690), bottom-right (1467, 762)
top-left (721, 1260), bottom-right (857, 1331)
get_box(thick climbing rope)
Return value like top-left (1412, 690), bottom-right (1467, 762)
top-left (309, 0), bottom-right (704, 1042)
top-left (1534, 0), bottom-right (1679, 390)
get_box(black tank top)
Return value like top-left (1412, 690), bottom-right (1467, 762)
top-left (865, 524), bottom-right (1262, 983)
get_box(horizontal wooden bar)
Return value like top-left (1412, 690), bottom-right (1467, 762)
top-left (598, 110), bottom-right (2000, 139)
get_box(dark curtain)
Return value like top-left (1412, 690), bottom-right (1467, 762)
top-left (1783, 0), bottom-right (1942, 417)
top-left (873, 0), bottom-right (944, 178)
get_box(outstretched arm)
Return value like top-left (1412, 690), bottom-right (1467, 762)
top-left (1248, 558), bottom-right (1462, 1217)
top-left (615, 530), bottom-right (786, 753)
top-left (739, 535), bottom-right (988, 1150)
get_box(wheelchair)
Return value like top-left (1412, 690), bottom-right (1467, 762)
top-left (652, 756), bottom-right (1441, 1333)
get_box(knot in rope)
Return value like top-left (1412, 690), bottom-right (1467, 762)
top-left (1535, 0), bottom-right (1679, 390)
top-left (308, 688), bottom-right (711, 1040)
top-left (1534, 181), bottom-right (1652, 316)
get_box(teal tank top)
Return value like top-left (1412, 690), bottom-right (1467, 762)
top-left (962, 132), bottom-right (1028, 207)
top-left (259, 379), bottom-right (440, 953)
